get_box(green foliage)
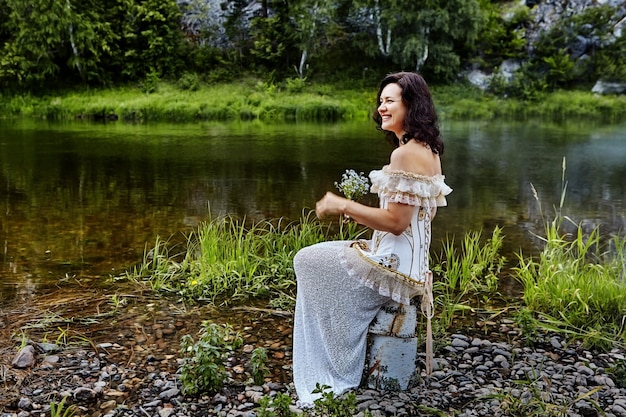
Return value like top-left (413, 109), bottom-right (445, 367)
top-left (488, 62), bottom-right (548, 101)
top-left (121, 211), bottom-right (370, 305)
top-left (520, 5), bottom-right (623, 92)
top-left (607, 359), bottom-right (626, 389)
top-left (3, 79), bottom-right (626, 123)
top-left (312, 383), bottom-right (359, 417)
top-left (257, 392), bottom-right (295, 417)
top-left (284, 77), bottom-right (307, 94)
top-left (358, 0), bottom-right (485, 82)
top-left (141, 68), bottom-right (161, 94)
top-left (50, 397), bottom-right (77, 417)
top-left (593, 31), bottom-right (626, 83)
top-left (179, 322), bottom-right (243, 395)
top-left (0, 0), bottom-right (185, 88)
top-left (249, 15), bottom-right (295, 75)
top-left (177, 72), bottom-right (201, 91)
top-left (124, 0), bottom-right (186, 80)
top-left (474, 1), bottom-right (530, 69)
top-left (513, 159), bottom-right (626, 349)
top-left (432, 227), bottom-right (506, 329)
top-left (250, 347), bottom-right (269, 385)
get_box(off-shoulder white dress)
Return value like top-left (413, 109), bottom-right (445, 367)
top-left (292, 166), bottom-right (452, 405)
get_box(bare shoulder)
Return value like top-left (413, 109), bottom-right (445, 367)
top-left (389, 141), bottom-right (442, 176)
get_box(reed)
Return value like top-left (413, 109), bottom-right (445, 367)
top-left (123, 211), bottom-right (367, 305)
top-left (431, 226), bottom-right (506, 330)
top-left (513, 158), bottom-right (626, 349)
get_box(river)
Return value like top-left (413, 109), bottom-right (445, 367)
top-left (1, 118), bottom-right (625, 305)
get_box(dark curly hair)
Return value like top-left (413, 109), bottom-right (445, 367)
top-left (373, 72), bottom-right (444, 156)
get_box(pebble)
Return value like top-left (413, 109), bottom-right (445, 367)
top-left (2, 327), bottom-right (626, 417)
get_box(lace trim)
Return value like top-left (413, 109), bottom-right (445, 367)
top-left (369, 166), bottom-right (452, 207)
top-left (339, 243), bottom-right (426, 305)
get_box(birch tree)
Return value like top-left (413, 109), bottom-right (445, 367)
top-left (290, 0), bottom-right (336, 78)
top-left (352, 0), bottom-right (483, 81)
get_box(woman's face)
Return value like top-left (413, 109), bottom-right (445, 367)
top-left (378, 83), bottom-right (407, 139)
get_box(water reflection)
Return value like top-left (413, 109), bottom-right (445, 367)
top-left (1, 119), bottom-right (624, 305)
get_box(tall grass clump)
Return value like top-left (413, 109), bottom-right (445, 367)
top-left (513, 158), bottom-right (626, 349)
top-left (123, 211), bottom-right (367, 305)
top-left (432, 226), bottom-right (507, 330)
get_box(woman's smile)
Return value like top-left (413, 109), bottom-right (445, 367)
top-left (378, 83), bottom-right (406, 138)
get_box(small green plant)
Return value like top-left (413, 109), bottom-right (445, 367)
top-left (50, 396), bottom-right (76, 417)
top-left (108, 294), bottom-right (127, 310)
top-left (256, 80), bottom-right (277, 94)
top-left (177, 72), bottom-right (201, 91)
top-left (141, 68), bottom-right (160, 94)
top-left (178, 322), bottom-right (243, 395)
top-left (312, 383), bottom-right (359, 417)
top-left (55, 326), bottom-right (71, 347)
top-left (285, 76), bottom-right (307, 93)
top-left (250, 347), bottom-right (269, 385)
top-left (607, 359), bottom-right (626, 388)
top-left (256, 392), bottom-right (295, 417)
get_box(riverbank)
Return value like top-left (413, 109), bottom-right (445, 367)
top-left (1, 80), bottom-right (625, 124)
top-left (1, 294), bottom-right (625, 417)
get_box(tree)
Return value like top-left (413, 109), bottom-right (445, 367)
top-left (350, 0), bottom-right (484, 82)
top-left (0, 0), bottom-right (186, 88)
top-left (290, 0), bottom-right (337, 78)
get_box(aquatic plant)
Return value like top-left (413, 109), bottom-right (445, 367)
top-left (123, 211), bottom-right (366, 305)
top-left (431, 226), bottom-right (506, 330)
top-left (513, 158), bottom-right (626, 349)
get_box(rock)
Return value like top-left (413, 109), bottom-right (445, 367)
top-left (498, 59), bottom-right (521, 83)
top-left (592, 81), bottom-right (626, 95)
top-left (17, 397), bottom-right (33, 411)
top-left (158, 388), bottom-right (180, 401)
top-left (159, 406), bottom-right (176, 417)
top-left (12, 345), bottom-right (36, 369)
top-left (73, 387), bottom-right (98, 402)
top-left (467, 70), bottom-right (492, 90)
top-left (36, 342), bottom-right (60, 353)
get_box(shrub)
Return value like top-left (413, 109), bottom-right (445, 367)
top-left (179, 322), bottom-right (243, 395)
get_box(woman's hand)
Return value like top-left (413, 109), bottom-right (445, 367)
top-left (315, 192), bottom-right (347, 218)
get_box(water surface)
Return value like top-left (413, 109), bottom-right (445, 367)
top-left (1, 119), bottom-right (624, 304)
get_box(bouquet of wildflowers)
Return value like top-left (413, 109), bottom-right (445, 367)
top-left (335, 169), bottom-right (370, 201)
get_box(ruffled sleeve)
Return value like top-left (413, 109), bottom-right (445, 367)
top-left (369, 166), bottom-right (452, 207)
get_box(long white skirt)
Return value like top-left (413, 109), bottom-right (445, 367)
top-left (292, 241), bottom-right (389, 405)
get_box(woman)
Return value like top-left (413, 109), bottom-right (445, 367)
top-left (292, 72), bottom-right (452, 405)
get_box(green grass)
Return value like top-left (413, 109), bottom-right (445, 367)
top-left (431, 226), bottom-right (507, 330)
top-left (119, 160), bottom-right (625, 350)
top-left (2, 79), bottom-right (625, 123)
top-left (513, 159), bottom-right (626, 349)
top-left (122, 211), bottom-right (368, 305)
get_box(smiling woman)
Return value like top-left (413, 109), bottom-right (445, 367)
top-left (292, 72), bottom-right (452, 405)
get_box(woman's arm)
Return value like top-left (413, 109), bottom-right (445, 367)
top-left (315, 192), bottom-right (413, 236)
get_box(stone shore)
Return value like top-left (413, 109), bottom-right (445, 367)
top-left (2, 327), bottom-right (625, 417)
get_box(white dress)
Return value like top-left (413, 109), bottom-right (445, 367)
top-left (292, 166), bottom-right (452, 405)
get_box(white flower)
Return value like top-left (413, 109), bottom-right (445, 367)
top-left (335, 169), bottom-right (370, 201)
